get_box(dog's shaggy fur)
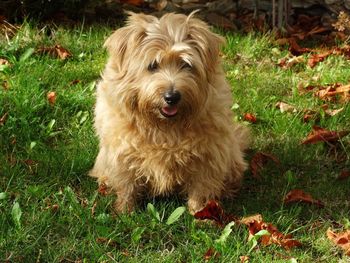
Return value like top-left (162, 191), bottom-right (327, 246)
top-left (90, 12), bottom-right (249, 213)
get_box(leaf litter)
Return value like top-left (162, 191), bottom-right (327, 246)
top-left (284, 189), bottom-right (324, 208)
top-left (301, 126), bottom-right (349, 145)
top-left (327, 228), bottom-right (350, 255)
top-left (250, 152), bottom-right (280, 179)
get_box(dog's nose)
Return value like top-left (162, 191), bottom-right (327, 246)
top-left (163, 90), bottom-right (181, 105)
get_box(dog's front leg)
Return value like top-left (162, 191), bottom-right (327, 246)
top-left (90, 147), bottom-right (139, 213)
top-left (186, 178), bottom-right (223, 215)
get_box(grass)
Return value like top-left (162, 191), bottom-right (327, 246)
top-left (0, 21), bottom-right (349, 262)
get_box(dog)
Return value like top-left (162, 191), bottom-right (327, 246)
top-left (90, 12), bottom-right (249, 214)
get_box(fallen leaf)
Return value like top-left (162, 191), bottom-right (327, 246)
top-left (314, 83), bottom-right (350, 102)
top-left (0, 58), bottom-right (10, 65)
top-left (275, 102), bottom-right (297, 113)
top-left (203, 247), bottom-right (220, 261)
top-left (243, 113), bottom-right (257, 123)
top-left (240, 214), bottom-right (263, 225)
top-left (245, 217), bottom-right (301, 249)
top-left (250, 152), bottom-right (280, 179)
top-left (284, 189), bottom-right (324, 208)
top-left (327, 228), bottom-right (350, 255)
top-left (308, 50), bottom-right (333, 68)
top-left (240, 255), bottom-right (250, 262)
top-left (301, 126), bottom-right (350, 145)
top-left (0, 112), bottom-right (8, 125)
top-left (278, 55), bottom-right (305, 69)
top-left (47, 91), bottom-right (56, 105)
top-left (37, 45), bottom-right (72, 60)
top-left (194, 200), bottom-right (237, 226)
top-left (338, 170), bottom-right (350, 180)
top-left (324, 107), bottom-right (344, 117)
top-left (288, 38), bottom-right (312, 56)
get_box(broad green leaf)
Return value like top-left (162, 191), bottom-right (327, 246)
top-left (131, 226), bottom-right (146, 243)
top-left (147, 203), bottom-right (160, 222)
top-left (248, 229), bottom-right (270, 253)
top-left (0, 192), bottom-right (7, 200)
top-left (253, 229), bottom-right (270, 238)
top-left (166, 206), bottom-right (186, 225)
top-left (29, 141), bottom-right (37, 150)
top-left (11, 202), bottom-right (22, 228)
top-left (215, 221), bottom-right (235, 245)
top-left (19, 48), bottom-right (35, 62)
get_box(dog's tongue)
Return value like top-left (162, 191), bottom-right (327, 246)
top-left (162, 105), bottom-right (178, 117)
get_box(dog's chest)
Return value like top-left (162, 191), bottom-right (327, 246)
top-left (122, 141), bottom-right (200, 194)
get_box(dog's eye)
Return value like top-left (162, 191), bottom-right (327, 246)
top-left (148, 61), bottom-right (159, 72)
top-left (181, 61), bottom-right (192, 70)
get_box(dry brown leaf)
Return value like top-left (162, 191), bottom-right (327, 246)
top-left (278, 55), bottom-right (305, 69)
top-left (315, 84), bottom-right (350, 101)
top-left (245, 218), bottom-right (302, 249)
top-left (302, 126), bottom-right (350, 145)
top-left (55, 45), bottom-right (72, 60)
top-left (308, 50), bottom-right (333, 68)
top-left (338, 170), bottom-right (350, 180)
top-left (240, 255), bottom-right (250, 262)
top-left (284, 189), bottom-right (324, 207)
top-left (37, 45), bottom-right (72, 60)
top-left (327, 228), bottom-right (350, 255)
top-left (275, 101), bottom-right (297, 113)
top-left (243, 113), bottom-right (257, 123)
top-left (250, 152), bottom-right (280, 179)
top-left (47, 91), bottom-right (56, 105)
top-left (0, 112), bottom-right (8, 125)
top-left (333, 11), bottom-right (350, 32)
top-left (324, 107), bottom-right (344, 117)
top-left (0, 58), bottom-right (10, 65)
top-left (288, 38), bottom-right (312, 56)
top-left (194, 200), bottom-right (237, 227)
top-left (240, 214), bottom-right (263, 225)
top-left (203, 247), bottom-right (220, 261)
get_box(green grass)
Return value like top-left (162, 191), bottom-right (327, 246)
top-left (1, 22), bottom-right (349, 262)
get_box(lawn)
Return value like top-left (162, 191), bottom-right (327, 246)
top-left (0, 20), bottom-right (349, 262)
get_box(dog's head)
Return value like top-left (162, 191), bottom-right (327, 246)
top-left (103, 12), bottom-right (224, 126)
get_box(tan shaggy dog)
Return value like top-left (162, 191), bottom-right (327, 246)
top-left (90, 12), bottom-right (250, 214)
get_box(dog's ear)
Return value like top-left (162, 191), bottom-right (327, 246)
top-left (104, 12), bottom-right (157, 73)
top-left (187, 15), bottom-right (225, 72)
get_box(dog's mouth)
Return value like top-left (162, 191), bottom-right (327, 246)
top-left (160, 105), bottom-right (178, 118)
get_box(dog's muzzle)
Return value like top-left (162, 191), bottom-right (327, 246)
top-left (161, 89), bottom-right (181, 118)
